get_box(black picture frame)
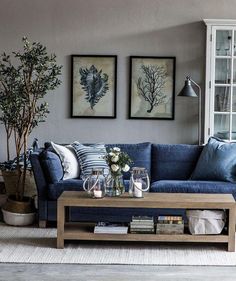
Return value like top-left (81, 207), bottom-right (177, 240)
top-left (71, 55), bottom-right (117, 118)
top-left (129, 56), bottom-right (176, 120)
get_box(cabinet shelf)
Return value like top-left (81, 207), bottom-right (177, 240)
top-left (63, 223), bottom-right (229, 243)
top-left (215, 56), bottom-right (232, 59)
top-left (215, 56), bottom-right (236, 59)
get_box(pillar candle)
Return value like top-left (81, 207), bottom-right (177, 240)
top-left (134, 182), bottom-right (142, 198)
top-left (94, 190), bottom-right (102, 198)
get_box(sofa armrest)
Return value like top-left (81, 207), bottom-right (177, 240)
top-left (30, 150), bottom-right (48, 199)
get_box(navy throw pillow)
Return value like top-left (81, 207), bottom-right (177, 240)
top-left (191, 137), bottom-right (236, 182)
top-left (40, 150), bottom-right (63, 183)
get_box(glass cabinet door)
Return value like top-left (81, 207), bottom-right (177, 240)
top-left (212, 28), bottom-right (236, 141)
top-left (215, 30), bottom-right (232, 56)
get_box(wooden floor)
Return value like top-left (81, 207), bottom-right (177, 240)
top-left (1, 264), bottom-right (236, 281)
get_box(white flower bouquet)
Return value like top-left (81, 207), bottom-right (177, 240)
top-left (104, 147), bottom-right (132, 177)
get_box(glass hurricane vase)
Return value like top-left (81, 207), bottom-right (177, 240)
top-left (106, 174), bottom-right (125, 197)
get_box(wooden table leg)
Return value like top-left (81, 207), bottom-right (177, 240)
top-left (228, 206), bottom-right (236, 252)
top-left (57, 201), bottom-right (65, 249)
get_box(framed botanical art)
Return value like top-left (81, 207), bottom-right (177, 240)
top-left (129, 56), bottom-right (176, 120)
top-left (71, 55), bottom-right (117, 118)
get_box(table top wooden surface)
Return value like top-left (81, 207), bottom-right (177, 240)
top-left (58, 191), bottom-right (235, 209)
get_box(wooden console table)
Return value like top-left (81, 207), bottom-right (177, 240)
top-left (57, 191), bottom-right (236, 251)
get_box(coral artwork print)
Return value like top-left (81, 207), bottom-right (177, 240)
top-left (71, 55), bottom-right (117, 118)
top-left (129, 57), bottom-right (175, 120)
top-left (136, 65), bottom-right (167, 113)
top-left (79, 65), bottom-right (109, 109)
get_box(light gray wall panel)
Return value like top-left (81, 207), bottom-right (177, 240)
top-left (1, 0), bottom-right (236, 160)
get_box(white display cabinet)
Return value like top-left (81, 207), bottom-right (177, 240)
top-left (204, 19), bottom-right (236, 143)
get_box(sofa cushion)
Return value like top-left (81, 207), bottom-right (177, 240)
top-left (39, 150), bottom-right (63, 183)
top-left (48, 179), bottom-right (84, 200)
top-left (48, 179), bottom-right (130, 200)
top-left (71, 142), bottom-right (109, 179)
top-left (150, 180), bottom-right (236, 199)
top-left (71, 141), bottom-right (109, 180)
top-left (151, 144), bottom-right (203, 182)
top-left (191, 137), bottom-right (236, 182)
top-left (51, 142), bottom-right (80, 180)
top-left (106, 142), bottom-right (151, 180)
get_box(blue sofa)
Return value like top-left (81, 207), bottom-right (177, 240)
top-left (30, 142), bottom-right (236, 227)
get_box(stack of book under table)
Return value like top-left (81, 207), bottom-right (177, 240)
top-left (156, 215), bottom-right (184, 234)
top-left (94, 222), bottom-right (128, 234)
top-left (130, 216), bottom-right (155, 234)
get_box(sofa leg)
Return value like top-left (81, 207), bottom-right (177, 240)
top-left (39, 220), bottom-right (47, 228)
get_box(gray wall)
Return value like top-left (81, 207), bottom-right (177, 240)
top-left (0, 0), bottom-right (236, 161)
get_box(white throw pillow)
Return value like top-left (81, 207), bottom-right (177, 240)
top-left (51, 142), bottom-right (80, 180)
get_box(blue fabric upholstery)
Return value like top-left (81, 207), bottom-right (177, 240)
top-left (151, 144), bottom-right (203, 182)
top-left (30, 150), bottom-right (48, 220)
top-left (30, 142), bottom-right (236, 224)
top-left (106, 143), bottom-right (151, 179)
top-left (69, 207), bottom-right (185, 223)
top-left (150, 180), bottom-right (236, 199)
top-left (44, 142), bottom-right (151, 180)
top-left (191, 137), bottom-right (236, 182)
top-left (40, 150), bottom-right (63, 183)
top-left (48, 179), bottom-right (84, 200)
top-left (48, 179), bottom-right (130, 200)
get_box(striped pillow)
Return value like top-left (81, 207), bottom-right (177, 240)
top-left (71, 142), bottom-right (109, 179)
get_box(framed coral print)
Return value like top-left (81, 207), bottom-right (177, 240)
top-left (129, 56), bottom-right (176, 120)
top-left (71, 55), bottom-right (117, 118)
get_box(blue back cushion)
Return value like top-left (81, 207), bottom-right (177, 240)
top-left (106, 143), bottom-right (151, 180)
top-left (151, 144), bottom-right (203, 182)
top-left (40, 150), bottom-right (63, 183)
top-left (191, 137), bottom-right (236, 182)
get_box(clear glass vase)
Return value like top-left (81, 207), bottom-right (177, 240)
top-left (106, 174), bottom-right (125, 197)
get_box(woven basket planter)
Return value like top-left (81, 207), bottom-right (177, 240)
top-left (1, 171), bottom-right (36, 225)
top-left (2, 170), bottom-right (37, 198)
top-left (2, 195), bottom-right (35, 225)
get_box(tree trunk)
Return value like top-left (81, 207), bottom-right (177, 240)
top-left (147, 104), bottom-right (154, 113)
top-left (4, 124), bottom-right (11, 161)
top-left (21, 134), bottom-right (28, 201)
top-left (6, 131), bottom-right (10, 162)
top-left (15, 150), bottom-right (22, 201)
top-left (15, 132), bottom-right (23, 201)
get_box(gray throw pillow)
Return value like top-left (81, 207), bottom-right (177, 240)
top-left (191, 137), bottom-right (236, 182)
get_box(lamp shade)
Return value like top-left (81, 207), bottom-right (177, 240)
top-left (178, 77), bottom-right (198, 97)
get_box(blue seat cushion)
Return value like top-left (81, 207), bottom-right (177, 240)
top-left (105, 142), bottom-right (151, 180)
top-left (40, 150), bottom-right (63, 183)
top-left (151, 144), bottom-right (203, 182)
top-left (48, 179), bottom-right (84, 200)
top-left (48, 179), bottom-right (130, 200)
top-left (191, 137), bottom-right (236, 182)
top-left (150, 180), bottom-right (236, 199)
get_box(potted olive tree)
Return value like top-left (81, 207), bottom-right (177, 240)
top-left (0, 37), bottom-right (62, 225)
